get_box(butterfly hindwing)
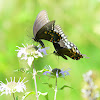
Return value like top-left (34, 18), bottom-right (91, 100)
top-left (53, 26), bottom-right (83, 60)
top-left (53, 40), bottom-right (83, 60)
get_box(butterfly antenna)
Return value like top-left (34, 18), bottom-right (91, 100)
top-left (82, 54), bottom-right (89, 59)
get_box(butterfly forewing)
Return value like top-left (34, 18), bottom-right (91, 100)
top-left (33, 10), bottom-right (63, 46)
top-left (33, 10), bottom-right (50, 37)
top-left (35, 21), bottom-right (55, 41)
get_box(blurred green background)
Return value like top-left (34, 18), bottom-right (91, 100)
top-left (0, 0), bottom-right (100, 100)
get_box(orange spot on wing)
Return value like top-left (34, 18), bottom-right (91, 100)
top-left (44, 31), bottom-right (47, 34)
top-left (73, 57), bottom-right (75, 59)
top-left (50, 40), bottom-right (52, 42)
top-left (57, 39), bottom-right (59, 41)
top-left (78, 57), bottom-right (80, 59)
top-left (56, 32), bottom-right (58, 34)
top-left (53, 41), bottom-right (55, 43)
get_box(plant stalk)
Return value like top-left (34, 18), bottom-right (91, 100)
top-left (54, 77), bottom-right (57, 100)
top-left (33, 67), bottom-right (38, 100)
top-left (13, 93), bottom-right (15, 100)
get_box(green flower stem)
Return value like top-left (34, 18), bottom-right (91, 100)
top-left (13, 93), bottom-right (15, 100)
top-left (54, 77), bottom-right (57, 100)
top-left (33, 67), bottom-right (38, 100)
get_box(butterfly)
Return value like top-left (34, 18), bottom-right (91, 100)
top-left (33, 10), bottom-right (63, 47)
top-left (53, 25), bottom-right (84, 60)
top-left (33, 10), bottom-right (85, 60)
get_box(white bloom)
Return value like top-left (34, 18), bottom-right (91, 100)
top-left (83, 70), bottom-right (93, 83)
top-left (81, 89), bottom-right (91, 97)
top-left (82, 70), bottom-right (100, 99)
top-left (94, 91), bottom-right (100, 98)
top-left (16, 44), bottom-right (43, 67)
top-left (0, 77), bottom-right (28, 95)
top-left (27, 57), bottom-right (35, 67)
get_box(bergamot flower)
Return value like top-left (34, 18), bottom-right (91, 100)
top-left (43, 65), bottom-right (70, 78)
top-left (16, 44), bottom-right (49, 66)
top-left (0, 77), bottom-right (28, 95)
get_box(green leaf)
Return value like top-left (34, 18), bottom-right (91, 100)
top-left (42, 82), bottom-right (53, 88)
top-left (45, 93), bottom-right (49, 100)
top-left (37, 68), bottom-right (50, 73)
top-left (38, 91), bottom-right (48, 100)
top-left (22, 91), bottom-right (35, 100)
top-left (14, 68), bottom-right (32, 74)
top-left (59, 85), bottom-right (73, 90)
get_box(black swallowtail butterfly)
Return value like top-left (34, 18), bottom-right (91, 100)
top-left (33, 10), bottom-right (62, 47)
top-left (53, 25), bottom-right (84, 60)
top-left (33, 10), bottom-right (84, 60)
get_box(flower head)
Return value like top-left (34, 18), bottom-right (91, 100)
top-left (0, 77), bottom-right (28, 95)
top-left (38, 46), bottom-right (49, 55)
top-left (83, 70), bottom-right (93, 83)
top-left (43, 66), bottom-right (70, 78)
top-left (16, 44), bottom-right (48, 67)
top-left (81, 70), bottom-right (100, 99)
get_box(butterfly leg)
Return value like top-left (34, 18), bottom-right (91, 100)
top-left (38, 40), bottom-right (45, 48)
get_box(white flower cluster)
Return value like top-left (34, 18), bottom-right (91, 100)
top-left (0, 77), bottom-right (28, 95)
top-left (16, 44), bottom-right (43, 67)
top-left (81, 70), bottom-right (100, 100)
